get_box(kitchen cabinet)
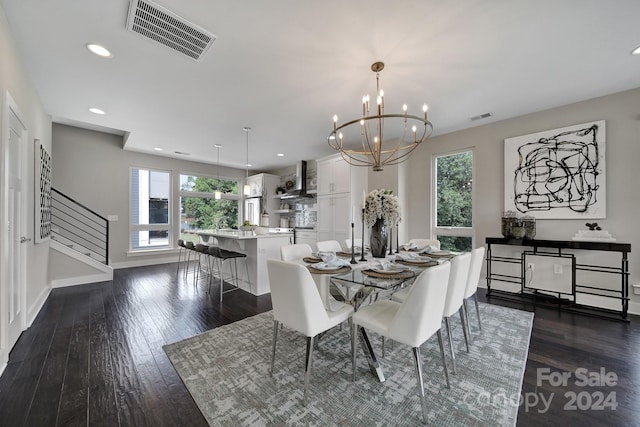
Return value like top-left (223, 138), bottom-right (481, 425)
top-left (316, 154), bottom-right (367, 246)
top-left (317, 156), bottom-right (351, 195)
top-left (317, 193), bottom-right (350, 245)
top-left (245, 173), bottom-right (281, 227)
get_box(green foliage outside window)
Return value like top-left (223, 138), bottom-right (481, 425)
top-left (436, 151), bottom-right (473, 252)
top-left (181, 177), bottom-right (239, 231)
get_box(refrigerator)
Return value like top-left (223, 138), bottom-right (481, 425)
top-left (244, 197), bottom-right (261, 226)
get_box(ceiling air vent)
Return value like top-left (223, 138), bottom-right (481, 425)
top-left (126, 0), bottom-right (216, 61)
top-left (470, 112), bottom-right (492, 121)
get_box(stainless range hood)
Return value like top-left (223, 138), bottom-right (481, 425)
top-left (281, 161), bottom-right (314, 199)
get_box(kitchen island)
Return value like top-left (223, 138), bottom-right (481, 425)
top-left (188, 229), bottom-right (293, 296)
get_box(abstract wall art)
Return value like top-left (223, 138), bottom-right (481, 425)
top-left (35, 139), bottom-right (52, 243)
top-left (504, 120), bottom-right (606, 219)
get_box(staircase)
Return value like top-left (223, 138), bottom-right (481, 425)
top-left (50, 188), bottom-right (113, 286)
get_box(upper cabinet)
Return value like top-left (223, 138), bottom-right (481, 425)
top-left (247, 173), bottom-right (280, 198)
top-left (317, 156), bottom-right (351, 195)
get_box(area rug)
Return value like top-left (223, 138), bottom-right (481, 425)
top-left (164, 303), bottom-right (533, 426)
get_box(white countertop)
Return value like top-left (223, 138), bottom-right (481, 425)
top-left (187, 230), bottom-right (292, 240)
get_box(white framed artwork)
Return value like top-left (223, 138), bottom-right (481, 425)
top-left (35, 139), bottom-right (52, 243)
top-left (504, 120), bottom-right (605, 219)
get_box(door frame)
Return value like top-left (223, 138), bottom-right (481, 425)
top-left (0, 90), bottom-right (28, 366)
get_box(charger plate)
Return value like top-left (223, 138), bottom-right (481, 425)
top-left (397, 259), bottom-right (438, 267)
top-left (303, 256), bottom-right (322, 263)
top-left (362, 269), bottom-right (415, 279)
top-left (307, 265), bottom-right (352, 275)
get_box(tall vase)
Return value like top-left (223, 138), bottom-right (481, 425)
top-left (370, 218), bottom-right (388, 258)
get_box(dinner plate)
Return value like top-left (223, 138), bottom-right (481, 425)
top-left (313, 263), bottom-right (345, 270)
top-left (402, 258), bottom-right (434, 264)
top-left (372, 268), bottom-right (406, 274)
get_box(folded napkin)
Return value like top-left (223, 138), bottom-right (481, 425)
top-left (370, 259), bottom-right (394, 271)
top-left (421, 245), bottom-right (443, 254)
top-left (400, 242), bottom-right (424, 251)
top-left (311, 258), bottom-right (349, 270)
top-left (317, 251), bottom-right (337, 262)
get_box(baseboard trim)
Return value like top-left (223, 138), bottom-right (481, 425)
top-left (111, 255), bottom-right (178, 269)
top-left (51, 272), bottom-right (113, 288)
top-left (27, 285), bottom-right (51, 326)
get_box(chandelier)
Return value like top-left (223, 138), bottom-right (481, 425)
top-left (328, 61), bottom-right (433, 171)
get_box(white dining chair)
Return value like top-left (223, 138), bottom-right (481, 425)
top-left (316, 240), bottom-right (342, 252)
top-left (351, 262), bottom-right (451, 424)
top-left (463, 247), bottom-right (485, 335)
top-left (442, 252), bottom-right (472, 374)
top-left (267, 259), bottom-right (354, 405)
top-left (280, 243), bottom-right (313, 261)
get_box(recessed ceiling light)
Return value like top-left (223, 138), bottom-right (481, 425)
top-left (277, 153), bottom-right (284, 157)
top-left (89, 107), bottom-right (105, 115)
top-left (247, 163), bottom-right (252, 167)
top-left (214, 144), bottom-right (223, 148)
top-left (153, 147), bottom-right (163, 151)
top-left (86, 43), bottom-right (112, 58)
top-left (632, 46), bottom-right (640, 55)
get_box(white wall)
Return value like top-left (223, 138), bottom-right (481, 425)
top-left (52, 123), bottom-right (247, 267)
top-left (0, 4), bottom-right (53, 364)
top-left (404, 87), bottom-right (640, 311)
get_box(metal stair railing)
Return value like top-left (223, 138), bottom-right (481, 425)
top-left (51, 188), bottom-right (109, 264)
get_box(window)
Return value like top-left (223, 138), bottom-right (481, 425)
top-left (131, 168), bottom-right (171, 250)
top-left (179, 174), bottom-right (240, 243)
top-left (433, 150), bottom-right (474, 252)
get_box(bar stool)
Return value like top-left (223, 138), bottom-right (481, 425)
top-left (176, 239), bottom-right (187, 276)
top-left (208, 246), bottom-right (251, 302)
top-left (194, 243), bottom-right (214, 287)
top-left (184, 241), bottom-right (198, 279)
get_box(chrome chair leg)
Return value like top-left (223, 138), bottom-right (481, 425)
top-left (270, 320), bottom-right (279, 375)
top-left (412, 346), bottom-right (428, 425)
top-left (444, 317), bottom-right (456, 374)
top-left (351, 322), bottom-right (357, 382)
top-left (473, 293), bottom-right (483, 331)
top-left (303, 336), bottom-right (315, 406)
top-left (436, 329), bottom-right (450, 388)
top-left (459, 307), bottom-right (471, 352)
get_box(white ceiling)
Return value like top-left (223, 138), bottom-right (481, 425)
top-left (2, 0), bottom-right (640, 171)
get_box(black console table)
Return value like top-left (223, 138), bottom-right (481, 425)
top-left (485, 237), bottom-right (631, 321)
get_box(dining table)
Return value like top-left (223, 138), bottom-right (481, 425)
top-left (300, 250), bottom-right (453, 382)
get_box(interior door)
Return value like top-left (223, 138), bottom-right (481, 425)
top-left (2, 94), bottom-right (27, 355)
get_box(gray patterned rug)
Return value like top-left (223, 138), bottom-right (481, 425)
top-left (164, 303), bottom-right (533, 426)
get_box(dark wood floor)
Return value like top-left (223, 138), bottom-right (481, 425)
top-left (0, 263), bottom-right (637, 426)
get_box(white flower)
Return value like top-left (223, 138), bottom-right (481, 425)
top-left (364, 189), bottom-right (401, 227)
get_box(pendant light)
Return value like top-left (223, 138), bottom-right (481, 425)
top-left (243, 127), bottom-right (251, 196)
top-left (214, 144), bottom-right (222, 200)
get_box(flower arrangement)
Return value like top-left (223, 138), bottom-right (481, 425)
top-left (364, 189), bottom-right (401, 227)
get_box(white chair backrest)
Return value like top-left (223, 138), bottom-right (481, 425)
top-left (280, 243), bottom-right (313, 261)
top-left (408, 239), bottom-right (440, 249)
top-left (344, 238), bottom-right (363, 249)
top-left (267, 259), bottom-right (330, 337)
top-left (442, 252), bottom-right (472, 317)
top-left (316, 240), bottom-right (342, 252)
top-left (464, 247), bottom-right (485, 299)
top-left (388, 263), bottom-right (451, 347)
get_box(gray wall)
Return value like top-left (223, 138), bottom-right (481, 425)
top-left (403, 87), bottom-right (640, 311)
top-left (52, 123), bottom-right (246, 267)
top-left (0, 4), bottom-right (52, 328)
